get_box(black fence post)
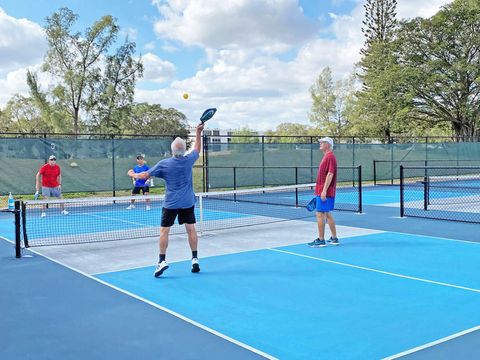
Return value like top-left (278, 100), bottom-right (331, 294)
top-left (14, 200), bottom-right (21, 258)
top-left (358, 166), bottom-right (362, 213)
top-left (233, 167), bottom-right (237, 202)
top-left (373, 160), bottom-right (377, 186)
top-left (111, 134), bottom-right (116, 197)
top-left (400, 165), bottom-right (404, 217)
top-left (310, 136), bottom-right (314, 182)
top-left (43, 133), bottom-right (48, 164)
top-left (352, 136), bottom-right (356, 187)
top-left (423, 169), bottom-right (429, 211)
top-left (295, 167), bottom-right (299, 207)
top-left (262, 136), bottom-right (265, 188)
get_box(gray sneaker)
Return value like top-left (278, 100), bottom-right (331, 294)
top-left (328, 237), bottom-right (339, 246)
top-left (308, 238), bottom-right (327, 247)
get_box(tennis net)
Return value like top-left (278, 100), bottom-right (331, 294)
top-left (21, 182), bottom-right (361, 247)
top-left (400, 166), bottom-right (480, 223)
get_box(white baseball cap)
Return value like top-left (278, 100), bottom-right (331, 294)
top-left (318, 137), bottom-right (334, 148)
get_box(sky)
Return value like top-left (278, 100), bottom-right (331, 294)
top-left (0, 0), bottom-right (452, 131)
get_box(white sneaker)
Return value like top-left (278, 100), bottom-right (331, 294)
top-left (126, 204), bottom-right (135, 210)
top-left (41, 212), bottom-right (46, 218)
top-left (154, 261), bottom-right (169, 277)
top-left (61, 209), bottom-right (69, 215)
top-left (191, 258), bottom-right (200, 273)
top-left (146, 205), bottom-right (151, 211)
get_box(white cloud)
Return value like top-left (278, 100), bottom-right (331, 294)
top-left (0, 8), bottom-right (46, 75)
top-left (0, 64), bottom-right (54, 106)
top-left (122, 27), bottom-right (138, 41)
top-left (139, 52), bottom-right (176, 83)
top-left (139, 0), bottom-right (453, 131)
top-left (144, 41), bottom-right (156, 51)
top-left (153, 0), bottom-right (316, 52)
top-left (397, 0), bottom-right (452, 19)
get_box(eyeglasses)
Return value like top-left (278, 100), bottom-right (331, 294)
top-left (49, 158), bottom-right (56, 161)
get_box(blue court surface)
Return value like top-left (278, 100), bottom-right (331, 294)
top-left (96, 232), bottom-right (480, 359)
top-left (2, 184), bottom-right (480, 359)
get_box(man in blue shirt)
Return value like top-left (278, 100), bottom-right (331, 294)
top-left (127, 154), bottom-right (151, 210)
top-left (128, 123), bottom-right (204, 277)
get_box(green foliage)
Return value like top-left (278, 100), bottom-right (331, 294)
top-left (266, 122), bottom-right (313, 143)
top-left (394, 0), bottom-right (480, 137)
top-left (127, 103), bottom-right (188, 136)
top-left (309, 67), bottom-right (356, 137)
top-left (231, 127), bottom-right (260, 143)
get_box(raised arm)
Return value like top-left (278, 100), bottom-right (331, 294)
top-left (194, 123), bottom-right (205, 153)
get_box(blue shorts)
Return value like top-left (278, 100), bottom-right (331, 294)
top-left (316, 196), bottom-right (335, 212)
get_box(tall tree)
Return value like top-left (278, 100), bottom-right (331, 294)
top-left (87, 39), bottom-right (143, 133)
top-left (309, 68), bottom-right (356, 136)
top-left (361, 0), bottom-right (398, 57)
top-left (356, 0), bottom-right (403, 141)
top-left (37, 8), bottom-right (141, 135)
top-left (128, 103), bottom-right (188, 136)
top-left (309, 67), bottom-right (335, 129)
top-left (395, 0), bottom-right (480, 138)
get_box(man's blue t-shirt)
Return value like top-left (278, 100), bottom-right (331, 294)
top-left (134, 164), bottom-right (150, 187)
top-left (147, 150), bottom-right (199, 209)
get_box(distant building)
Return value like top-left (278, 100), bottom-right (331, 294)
top-left (188, 127), bottom-right (235, 152)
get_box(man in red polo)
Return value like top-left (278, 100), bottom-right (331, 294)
top-left (35, 155), bottom-right (68, 217)
top-left (308, 137), bottom-right (338, 247)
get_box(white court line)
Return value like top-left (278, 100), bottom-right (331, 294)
top-left (0, 235), bottom-right (13, 244)
top-left (18, 246), bottom-right (277, 360)
top-left (388, 230), bottom-right (480, 246)
top-left (382, 324), bottom-right (480, 360)
top-left (269, 248), bottom-right (480, 293)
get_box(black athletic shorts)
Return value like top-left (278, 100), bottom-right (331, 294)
top-left (161, 206), bottom-right (196, 227)
top-left (132, 186), bottom-right (150, 194)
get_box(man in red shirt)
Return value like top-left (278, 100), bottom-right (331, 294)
top-left (308, 137), bottom-right (338, 247)
top-left (35, 155), bottom-right (68, 217)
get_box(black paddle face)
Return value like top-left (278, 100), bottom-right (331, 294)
top-left (200, 108), bottom-right (217, 123)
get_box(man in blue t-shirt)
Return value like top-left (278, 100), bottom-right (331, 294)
top-left (126, 154), bottom-right (151, 210)
top-left (128, 123), bottom-right (204, 277)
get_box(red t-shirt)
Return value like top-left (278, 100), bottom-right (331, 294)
top-left (39, 163), bottom-right (61, 187)
top-left (315, 151), bottom-right (337, 197)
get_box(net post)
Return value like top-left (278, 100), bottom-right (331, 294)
top-left (400, 165), bottom-right (404, 217)
top-left (14, 200), bottom-right (21, 258)
top-left (21, 201), bottom-right (29, 248)
top-left (198, 195), bottom-right (204, 235)
top-left (358, 166), bottom-right (362, 213)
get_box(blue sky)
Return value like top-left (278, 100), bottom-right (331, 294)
top-left (0, 0), bottom-right (451, 131)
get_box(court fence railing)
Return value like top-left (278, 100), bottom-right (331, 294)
top-left (374, 159), bottom-right (480, 186)
top-left (2, 131), bottom-right (480, 200)
top-left (400, 165), bottom-right (480, 224)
